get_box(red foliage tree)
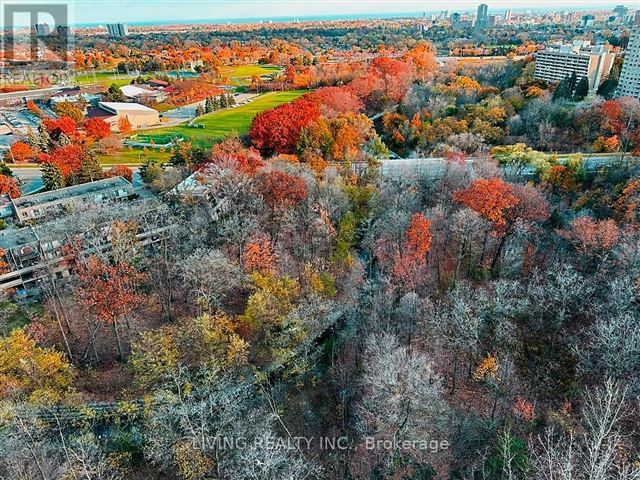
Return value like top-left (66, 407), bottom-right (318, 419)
top-left (453, 178), bottom-right (519, 232)
top-left (0, 174), bottom-right (21, 199)
top-left (84, 117), bottom-right (111, 139)
top-left (106, 164), bottom-right (133, 183)
top-left (43, 116), bottom-right (77, 137)
top-left (249, 96), bottom-right (320, 155)
top-left (564, 217), bottom-right (620, 255)
top-left (257, 170), bottom-right (308, 209)
top-left (210, 137), bottom-right (263, 175)
top-left (37, 144), bottom-right (84, 179)
top-left (392, 213), bottom-right (433, 289)
top-left (312, 86), bottom-right (364, 117)
top-left (76, 256), bottom-right (146, 359)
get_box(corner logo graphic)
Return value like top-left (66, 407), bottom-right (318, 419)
top-left (1, 2), bottom-right (72, 66)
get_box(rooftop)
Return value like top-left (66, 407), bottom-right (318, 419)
top-left (11, 176), bottom-right (132, 210)
top-left (120, 85), bottom-right (154, 97)
top-left (99, 102), bottom-right (158, 114)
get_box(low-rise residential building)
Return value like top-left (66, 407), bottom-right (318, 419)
top-left (534, 41), bottom-right (616, 91)
top-left (0, 189), bottom-right (166, 297)
top-left (8, 177), bottom-right (134, 223)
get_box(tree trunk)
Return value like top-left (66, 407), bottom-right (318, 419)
top-left (113, 320), bottom-right (124, 361)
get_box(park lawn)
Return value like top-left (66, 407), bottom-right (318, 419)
top-left (73, 72), bottom-right (135, 88)
top-left (97, 148), bottom-right (171, 165)
top-left (218, 65), bottom-right (281, 85)
top-left (135, 90), bottom-right (306, 147)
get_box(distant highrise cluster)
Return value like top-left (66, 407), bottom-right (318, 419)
top-left (617, 27), bottom-right (640, 99)
top-left (475, 3), bottom-right (488, 32)
top-left (107, 23), bottom-right (129, 37)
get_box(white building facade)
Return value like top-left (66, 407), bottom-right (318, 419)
top-left (617, 28), bottom-right (640, 99)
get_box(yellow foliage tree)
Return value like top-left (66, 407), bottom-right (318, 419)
top-left (0, 328), bottom-right (74, 403)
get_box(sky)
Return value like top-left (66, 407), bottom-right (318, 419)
top-left (4, 0), bottom-right (633, 26)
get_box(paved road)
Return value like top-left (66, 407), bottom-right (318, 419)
top-left (0, 85), bottom-right (66, 102)
top-left (356, 155), bottom-right (634, 177)
top-left (10, 155), bottom-right (631, 194)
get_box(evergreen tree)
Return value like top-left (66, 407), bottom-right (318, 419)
top-left (41, 162), bottom-right (64, 190)
top-left (227, 93), bottom-right (236, 106)
top-left (205, 97), bottom-right (213, 113)
top-left (106, 83), bottom-right (126, 102)
top-left (220, 94), bottom-right (228, 109)
top-left (34, 124), bottom-right (52, 153)
top-left (212, 96), bottom-right (221, 110)
top-left (553, 76), bottom-right (572, 101)
top-left (195, 104), bottom-right (205, 117)
top-left (573, 77), bottom-right (590, 101)
top-left (57, 133), bottom-right (71, 147)
top-left (140, 158), bottom-right (162, 183)
top-left (597, 70), bottom-right (619, 99)
top-left (78, 150), bottom-right (103, 184)
top-left (567, 71), bottom-right (578, 95)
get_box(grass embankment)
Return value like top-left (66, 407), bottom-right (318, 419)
top-left (134, 90), bottom-right (306, 147)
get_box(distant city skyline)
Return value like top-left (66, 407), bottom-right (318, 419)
top-left (9, 0), bottom-right (636, 27)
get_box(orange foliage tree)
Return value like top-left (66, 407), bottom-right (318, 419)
top-left (37, 144), bottom-right (84, 180)
top-left (117, 117), bottom-right (132, 134)
top-left (243, 236), bottom-right (278, 273)
top-left (257, 170), bottom-right (308, 209)
top-left (0, 174), bottom-right (21, 198)
top-left (391, 213), bottom-right (433, 290)
top-left (106, 164), bottom-right (134, 182)
top-left (76, 256), bottom-right (147, 360)
top-left (9, 142), bottom-right (34, 163)
top-left (84, 117), bottom-right (111, 139)
top-left (453, 178), bottom-right (519, 232)
top-left (43, 116), bottom-right (78, 137)
top-left (454, 178), bottom-right (549, 271)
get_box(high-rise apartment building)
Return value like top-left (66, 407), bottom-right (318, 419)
top-left (34, 23), bottom-right (51, 36)
top-left (475, 4), bottom-right (489, 32)
top-left (617, 28), bottom-right (640, 99)
top-left (106, 23), bottom-right (129, 37)
top-left (534, 41), bottom-right (616, 92)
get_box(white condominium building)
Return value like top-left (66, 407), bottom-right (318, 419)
top-left (534, 41), bottom-right (616, 92)
top-left (617, 28), bottom-right (640, 99)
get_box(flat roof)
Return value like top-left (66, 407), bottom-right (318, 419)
top-left (0, 225), bottom-right (38, 250)
top-left (11, 176), bottom-right (132, 210)
top-left (99, 102), bottom-right (158, 114)
top-left (120, 85), bottom-right (153, 97)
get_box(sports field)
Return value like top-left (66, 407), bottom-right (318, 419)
top-left (96, 147), bottom-right (171, 165)
top-left (73, 72), bottom-right (135, 87)
top-left (134, 90), bottom-right (306, 147)
top-left (218, 65), bottom-right (281, 85)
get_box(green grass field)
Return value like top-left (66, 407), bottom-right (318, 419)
top-left (73, 72), bottom-right (135, 87)
top-left (135, 90), bottom-right (306, 147)
top-left (97, 148), bottom-right (171, 165)
top-left (218, 65), bottom-right (281, 86)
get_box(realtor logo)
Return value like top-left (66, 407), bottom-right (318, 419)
top-left (1, 2), bottom-right (72, 64)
